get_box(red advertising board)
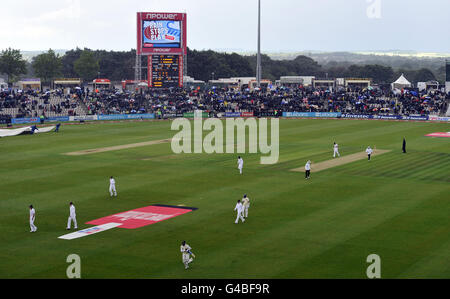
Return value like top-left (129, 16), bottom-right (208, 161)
top-left (87, 205), bottom-right (197, 229)
top-left (425, 132), bottom-right (450, 138)
top-left (241, 112), bottom-right (255, 117)
top-left (137, 12), bottom-right (187, 55)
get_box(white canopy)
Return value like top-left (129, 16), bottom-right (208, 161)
top-left (393, 74), bottom-right (411, 86)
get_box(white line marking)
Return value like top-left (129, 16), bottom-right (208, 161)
top-left (58, 223), bottom-right (122, 240)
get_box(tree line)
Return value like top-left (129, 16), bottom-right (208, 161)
top-left (0, 47), bottom-right (441, 87)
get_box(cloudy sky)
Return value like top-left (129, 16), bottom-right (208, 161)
top-left (1, 0), bottom-right (449, 53)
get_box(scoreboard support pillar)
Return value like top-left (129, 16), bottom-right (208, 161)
top-left (134, 54), bottom-right (142, 87)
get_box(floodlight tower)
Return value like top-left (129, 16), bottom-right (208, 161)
top-left (256, 0), bottom-right (262, 88)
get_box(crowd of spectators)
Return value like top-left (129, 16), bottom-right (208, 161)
top-left (1, 85), bottom-right (449, 122)
top-left (82, 85), bottom-right (448, 117)
top-left (0, 89), bottom-right (83, 119)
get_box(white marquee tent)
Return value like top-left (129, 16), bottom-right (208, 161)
top-left (391, 74), bottom-right (412, 90)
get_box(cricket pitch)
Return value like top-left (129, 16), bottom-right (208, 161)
top-left (64, 139), bottom-right (171, 156)
top-left (290, 149), bottom-right (391, 172)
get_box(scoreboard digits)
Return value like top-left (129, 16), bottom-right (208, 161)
top-left (149, 55), bottom-right (182, 88)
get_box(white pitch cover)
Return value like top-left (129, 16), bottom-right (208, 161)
top-left (0, 126), bottom-right (55, 138)
top-left (58, 223), bottom-right (122, 240)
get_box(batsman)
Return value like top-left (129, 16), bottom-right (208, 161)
top-left (180, 240), bottom-right (195, 269)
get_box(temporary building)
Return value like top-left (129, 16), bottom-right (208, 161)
top-left (391, 74), bottom-right (412, 90)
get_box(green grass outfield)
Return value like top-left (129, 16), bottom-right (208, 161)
top-left (0, 118), bottom-right (449, 278)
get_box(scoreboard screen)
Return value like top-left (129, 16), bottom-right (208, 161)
top-left (148, 55), bottom-right (183, 88)
top-left (142, 20), bottom-right (181, 48)
top-left (137, 12), bottom-right (187, 55)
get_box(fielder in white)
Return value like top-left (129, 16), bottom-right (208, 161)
top-left (237, 156), bottom-right (244, 174)
top-left (234, 199), bottom-right (245, 223)
top-left (66, 202), bottom-right (78, 230)
top-left (305, 160), bottom-right (311, 179)
top-left (242, 194), bottom-right (250, 219)
top-left (29, 205), bottom-right (37, 233)
top-left (366, 146), bottom-right (373, 161)
top-left (109, 176), bottom-right (117, 197)
top-left (180, 241), bottom-right (194, 269)
top-left (333, 142), bottom-right (340, 158)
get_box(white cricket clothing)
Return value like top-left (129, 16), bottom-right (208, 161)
top-left (67, 205), bottom-right (77, 229)
top-left (238, 158), bottom-right (244, 174)
top-left (109, 185), bottom-right (117, 196)
top-left (109, 178), bottom-right (117, 196)
top-left (70, 205), bottom-right (76, 217)
top-left (235, 202), bottom-right (243, 213)
top-left (181, 244), bottom-right (193, 268)
top-left (333, 144), bottom-right (340, 157)
top-left (181, 244), bottom-right (192, 256)
top-left (29, 208), bottom-right (37, 232)
top-left (305, 162), bottom-right (311, 171)
top-left (242, 197), bottom-right (250, 218)
top-left (238, 158), bottom-right (244, 168)
top-left (366, 148), bottom-right (373, 155)
top-left (235, 202), bottom-right (245, 223)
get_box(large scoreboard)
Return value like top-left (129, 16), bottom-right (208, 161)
top-left (148, 55), bottom-right (183, 88)
top-left (137, 12), bottom-right (187, 89)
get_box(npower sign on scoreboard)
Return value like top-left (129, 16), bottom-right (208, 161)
top-left (137, 12), bottom-right (187, 88)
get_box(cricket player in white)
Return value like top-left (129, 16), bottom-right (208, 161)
top-left (242, 194), bottom-right (250, 219)
top-left (180, 241), bottom-right (194, 269)
top-left (305, 160), bottom-right (311, 179)
top-left (234, 199), bottom-right (245, 223)
top-left (237, 156), bottom-right (244, 174)
top-left (366, 146), bottom-right (373, 161)
top-left (66, 202), bottom-right (77, 230)
top-left (109, 176), bottom-right (117, 197)
top-left (29, 205), bottom-right (37, 232)
top-left (333, 142), bottom-right (340, 158)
